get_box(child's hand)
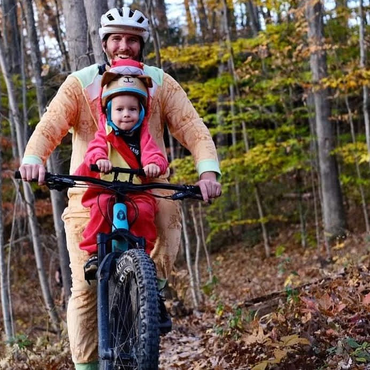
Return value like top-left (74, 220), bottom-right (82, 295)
top-left (96, 159), bottom-right (112, 173)
top-left (143, 163), bottom-right (161, 178)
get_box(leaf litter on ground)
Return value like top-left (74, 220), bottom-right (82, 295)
top-left (2, 230), bottom-right (370, 369)
top-left (160, 232), bottom-right (370, 369)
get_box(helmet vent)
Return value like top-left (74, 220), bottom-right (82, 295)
top-left (99, 7), bottom-right (150, 42)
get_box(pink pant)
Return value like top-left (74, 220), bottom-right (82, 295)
top-left (80, 189), bottom-right (157, 255)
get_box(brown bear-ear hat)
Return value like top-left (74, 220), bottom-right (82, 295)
top-left (101, 74), bottom-right (152, 109)
top-left (101, 71), bottom-right (153, 89)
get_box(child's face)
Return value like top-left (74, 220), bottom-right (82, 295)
top-left (111, 95), bottom-right (140, 131)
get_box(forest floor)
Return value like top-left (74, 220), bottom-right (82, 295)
top-left (1, 223), bottom-right (370, 370)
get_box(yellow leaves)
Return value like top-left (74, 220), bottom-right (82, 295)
top-left (41, 64), bottom-right (50, 77)
top-left (335, 142), bottom-right (368, 165)
top-left (151, 44), bottom-right (220, 69)
top-left (250, 333), bottom-right (310, 370)
top-left (153, 43), bottom-right (222, 69)
top-left (273, 348), bottom-right (288, 362)
top-left (333, 240), bottom-right (346, 250)
top-left (283, 273), bottom-right (301, 288)
top-left (252, 362), bottom-right (268, 370)
top-left (321, 68), bottom-right (370, 92)
top-left (280, 334), bottom-right (310, 347)
top-left (359, 153), bottom-right (370, 164)
top-left (150, 38), bottom-right (256, 72)
top-left (170, 157), bottom-right (198, 184)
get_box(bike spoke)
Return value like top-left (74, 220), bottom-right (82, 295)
top-left (104, 250), bottom-right (160, 370)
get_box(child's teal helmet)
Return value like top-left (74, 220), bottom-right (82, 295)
top-left (101, 73), bottom-right (152, 110)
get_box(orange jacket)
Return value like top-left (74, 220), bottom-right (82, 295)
top-left (22, 63), bottom-right (220, 210)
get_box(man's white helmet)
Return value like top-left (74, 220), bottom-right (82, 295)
top-left (99, 7), bottom-right (150, 42)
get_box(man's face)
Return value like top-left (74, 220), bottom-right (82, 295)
top-left (103, 34), bottom-right (142, 62)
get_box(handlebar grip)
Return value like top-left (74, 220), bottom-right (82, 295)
top-left (14, 170), bottom-right (49, 183)
top-left (90, 164), bottom-right (100, 173)
top-left (14, 170), bottom-right (40, 182)
top-left (172, 186), bottom-right (203, 201)
top-left (136, 168), bottom-right (146, 177)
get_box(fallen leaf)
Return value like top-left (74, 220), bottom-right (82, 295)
top-left (251, 361), bottom-right (269, 370)
top-left (280, 334), bottom-right (310, 347)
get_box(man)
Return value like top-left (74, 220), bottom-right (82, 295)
top-left (19, 7), bottom-right (221, 370)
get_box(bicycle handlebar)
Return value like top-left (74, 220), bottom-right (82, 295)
top-left (90, 164), bottom-right (146, 177)
top-left (15, 167), bottom-right (203, 201)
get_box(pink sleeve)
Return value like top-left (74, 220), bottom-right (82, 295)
top-left (140, 122), bottom-right (168, 175)
top-left (84, 116), bottom-right (109, 166)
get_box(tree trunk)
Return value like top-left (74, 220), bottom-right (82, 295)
top-left (0, 147), bottom-right (13, 340)
top-left (2, 0), bottom-right (21, 74)
top-left (61, 0), bottom-right (91, 70)
top-left (153, 0), bottom-right (169, 45)
top-left (197, 0), bottom-right (210, 43)
top-left (154, 0), bottom-right (168, 29)
top-left (344, 95), bottom-right (369, 232)
top-left (181, 206), bottom-right (199, 309)
top-left (22, 0), bottom-right (72, 306)
top-left (39, 0), bottom-right (70, 71)
top-left (307, 91), bottom-right (322, 248)
top-left (246, 0), bottom-right (260, 37)
top-left (198, 203), bottom-right (213, 281)
top-left (222, 0), bottom-right (269, 255)
top-left (2, 0), bottom-right (21, 159)
top-left (145, 0), bottom-right (162, 67)
top-left (359, 0), bottom-right (370, 166)
top-left (83, 0), bottom-right (108, 64)
top-left (306, 0), bottom-right (346, 252)
top-left (0, 34), bottom-right (61, 333)
top-left (190, 204), bottom-right (202, 304)
top-left (184, 0), bottom-right (196, 43)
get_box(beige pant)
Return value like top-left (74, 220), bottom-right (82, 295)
top-left (63, 191), bottom-right (181, 364)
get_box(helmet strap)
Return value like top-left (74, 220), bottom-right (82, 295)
top-left (106, 100), bottom-right (119, 133)
top-left (129, 103), bottom-right (145, 132)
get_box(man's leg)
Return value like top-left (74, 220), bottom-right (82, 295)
top-left (62, 198), bottom-right (99, 368)
top-left (150, 191), bottom-right (182, 279)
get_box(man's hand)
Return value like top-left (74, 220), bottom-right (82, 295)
top-left (195, 171), bottom-right (222, 202)
top-left (143, 163), bottom-right (161, 178)
top-left (19, 163), bottom-right (46, 185)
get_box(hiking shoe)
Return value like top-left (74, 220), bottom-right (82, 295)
top-left (158, 293), bottom-right (172, 335)
top-left (84, 255), bottom-right (98, 283)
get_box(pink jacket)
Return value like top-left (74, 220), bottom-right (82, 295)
top-left (75, 114), bottom-right (168, 182)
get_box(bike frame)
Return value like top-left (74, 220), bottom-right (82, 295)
top-left (15, 165), bottom-right (202, 365)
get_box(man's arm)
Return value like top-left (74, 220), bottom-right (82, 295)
top-left (160, 73), bottom-right (221, 200)
top-left (19, 76), bottom-right (84, 183)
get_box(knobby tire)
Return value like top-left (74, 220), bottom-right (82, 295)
top-left (100, 249), bottom-right (160, 370)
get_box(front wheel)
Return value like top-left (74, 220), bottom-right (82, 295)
top-left (100, 249), bottom-right (160, 370)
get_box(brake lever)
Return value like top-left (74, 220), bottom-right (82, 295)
top-left (171, 191), bottom-right (203, 201)
top-left (47, 176), bottom-right (76, 191)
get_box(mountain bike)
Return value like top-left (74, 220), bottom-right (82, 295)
top-left (15, 166), bottom-right (202, 370)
